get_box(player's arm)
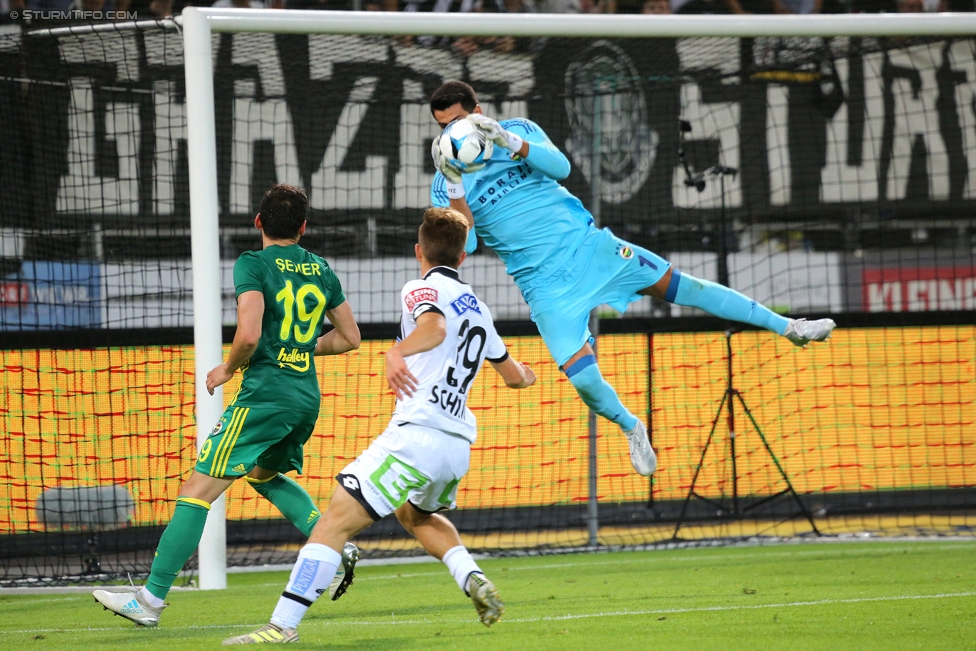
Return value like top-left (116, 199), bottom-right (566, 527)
top-left (206, 290), bottom-right (263, 395)
top-left (466, 115), bottom-right (571, 180)
top-left (482, 321), bottom-right (535, 389)
top-left (490, 355), bottom-right (537, 390)
top-left (385, 311), bottom-right (446, 400)
top-left (431, 150), bottom-right (478, 254)
top-left (315, 301), bottom-right (361, 356)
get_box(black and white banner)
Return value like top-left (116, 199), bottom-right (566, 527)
top-left (3, 30), bottom-right (975, 226)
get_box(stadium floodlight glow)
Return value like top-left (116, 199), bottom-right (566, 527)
top-left (177, 6), bottom-right (976, 591)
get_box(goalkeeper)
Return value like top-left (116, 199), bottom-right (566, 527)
top-left (93, 184), bottom-right (362, 627)
top-left (429, 81), bottom-right (835, 477)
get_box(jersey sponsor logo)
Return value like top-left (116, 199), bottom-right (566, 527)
top-left (277, 347), bottom-right (311, 372)
top-left (405, 287), bottom-right (438, 311)
top-left (450, 293), bottom-right (482, 316)
top-left (289, 558), bottom-right (319, 596)
top-left (474, 165), bottom-right (531, 207)
top-left (370, 455), bottom-right (429, 509)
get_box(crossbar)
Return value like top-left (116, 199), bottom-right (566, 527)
top-left (179, 9), bottom-right (976, 38)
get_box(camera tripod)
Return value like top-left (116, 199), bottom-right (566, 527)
top-left (671, 329), bottom-right (821, 540)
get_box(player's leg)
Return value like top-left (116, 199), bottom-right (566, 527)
top-left (640, 268), bottom-right (835, 346)
top-left (561, 342), bottom-right (656, 476)
top-left (530, 291), bottom-right (655, 476)
top-left (394, 503), bottom-right (504, 627)
top-left (393, 431), bottom-right (503, 627)
top-left (224, 486), bottom-right (376, 645)
top-left (245, 413), bottom-right (323, 536)
top-left (92, 469), bottom-right (234, 626)
top-left (225, 432), bottom-right (407, 644)
top-left (245, 468), bottom-right (321, 536)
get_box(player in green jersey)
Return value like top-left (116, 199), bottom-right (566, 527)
top-left (93, 184), bottom-right (362, 627)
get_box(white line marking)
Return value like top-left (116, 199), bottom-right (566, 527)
top-left (0, 597), bottom-right (84, 605)
top-left (1, 591), bottom-right (972, 635)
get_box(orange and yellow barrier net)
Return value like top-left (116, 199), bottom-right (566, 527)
top-left (1, 327), bottom-right (974, 536)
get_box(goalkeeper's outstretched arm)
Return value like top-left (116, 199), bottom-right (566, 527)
top-left (520, 130), bottom-right (571, 180)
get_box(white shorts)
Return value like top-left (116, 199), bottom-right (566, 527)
top-left (336, 423), bottom-right (470, 520)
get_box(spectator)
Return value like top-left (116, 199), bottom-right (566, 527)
top-left (2, 0), bottom-right (25, 14)
top-left (212, 0), bottom-right (268, 7)
top-left (774, 0), bottom-right (821, 12)
top-left (149, 0), bottom-right (172, 15)
top-left (27, 0), bottom-right (71, 10)
top-left (536, 0), bottom-right (579, 11)
top-left (642, 0), bottom-right (670, 11)
top-left (896, 0), bottom-right (947, 10)
top-left (579, 0), bottom-right (615, 11)
top-left (675, 0), bottom-right (748, 13)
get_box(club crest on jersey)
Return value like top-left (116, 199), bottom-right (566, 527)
top-left (450, 293), bottom-right (481, 316)
top-left (211, 420), bottom-right (223, 435)
top-left (619, 246), bottom-right (634, 260)
top-left (405, 287), bottom-right (438, 311)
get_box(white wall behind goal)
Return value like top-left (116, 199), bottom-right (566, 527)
top-left (98, 250), bottom-right (841, 330)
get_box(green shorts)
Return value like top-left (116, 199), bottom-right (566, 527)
top-left (194, 405), bottom-right (318, 479)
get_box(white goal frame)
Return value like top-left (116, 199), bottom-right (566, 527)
top-left (179, 8), bottom-right (976, 590)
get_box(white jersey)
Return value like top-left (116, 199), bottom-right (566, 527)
top-left (392, 266), bottom-right (508, 443)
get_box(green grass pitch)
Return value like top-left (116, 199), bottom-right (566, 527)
top-left (1, 541), bottom-right (974, 650)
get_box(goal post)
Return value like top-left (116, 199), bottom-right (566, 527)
top-left (183, 7), bottom-right (227, 592)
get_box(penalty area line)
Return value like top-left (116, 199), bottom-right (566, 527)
top-left (1, 591), bottom-right (973, 635)
top-left (525, 591), bottom-right (976, 623)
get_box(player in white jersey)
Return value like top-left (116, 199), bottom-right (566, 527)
top-left (224, 208), bottom-right (536, 645)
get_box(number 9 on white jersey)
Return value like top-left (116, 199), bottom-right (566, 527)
top-left (393, 266), bottom-right (508, 443)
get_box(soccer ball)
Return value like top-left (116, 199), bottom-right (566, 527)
top-left (438, 118), bottom-right (493, 172)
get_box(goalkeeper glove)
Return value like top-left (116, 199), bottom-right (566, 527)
top-left (431, 134), bottom-right (467, 199)
top-left (466, 113), bottom-right (524, 155)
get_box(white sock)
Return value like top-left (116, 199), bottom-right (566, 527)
top-left (270, 543), bottom-right (341, 630)
top-left (139, 586), bottom-right (164, 608)
top-left (442, 545), bottom-right (481, 593)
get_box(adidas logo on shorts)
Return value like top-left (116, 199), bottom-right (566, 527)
top-left (232, 463), bottom-right (246, 474)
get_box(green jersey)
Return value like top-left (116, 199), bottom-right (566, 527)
top-left (231, 244), bottom-right (345, 413)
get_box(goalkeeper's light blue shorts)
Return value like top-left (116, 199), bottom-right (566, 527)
top-left (523, 226), bottom-right (671, 367)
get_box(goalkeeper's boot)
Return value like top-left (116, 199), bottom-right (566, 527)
top-left (222, 622), bottom-right (298, 645)
top-left (329, 542), bottom-right (360, 601)
top-left (465, 572), bottom-right (504, 627)
top-left (93, 588), bottom-right (166, 627)
top-left (784, 318), bottom-right (836, 348)
top-left (625, 420), bottom-right (657, 476)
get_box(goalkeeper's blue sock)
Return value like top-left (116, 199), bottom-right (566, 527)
top-left (667, 270), bottom-right (790, 335)
top-left (564, 356), bottom-right (638, 431)
top-left (271, 543), bottom-right (341, 630)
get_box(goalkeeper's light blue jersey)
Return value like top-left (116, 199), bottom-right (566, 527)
top-left (431, 118), bottom-right (594, 291)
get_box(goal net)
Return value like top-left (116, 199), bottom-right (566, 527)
top-left (1, 12), bottom-right (974, 587)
